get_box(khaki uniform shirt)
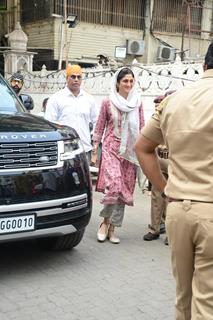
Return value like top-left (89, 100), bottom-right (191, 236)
top-left (141, 69), bottom-right (213, 201)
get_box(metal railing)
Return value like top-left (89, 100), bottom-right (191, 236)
top-left (20, 0), bottom-right (145, 30)
top-left (152, 0), bottom-right (212, 36)
top-left (6, 61), bottom-right (202, 96)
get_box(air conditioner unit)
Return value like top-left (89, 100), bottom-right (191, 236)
top-left (126, 39), bottom-right (144, 56)
top-left (157, 45), bottom-right (176, 61)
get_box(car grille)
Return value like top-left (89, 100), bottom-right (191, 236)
top-left (0, 141), bottom-right (58, 169)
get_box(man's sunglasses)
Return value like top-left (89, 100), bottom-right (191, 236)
top-left (69, 75), bottom-right (82, 80)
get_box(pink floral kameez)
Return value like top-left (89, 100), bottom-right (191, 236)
top-left (93, 99), bottom-right (145, 206)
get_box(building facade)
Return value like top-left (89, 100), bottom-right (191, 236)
top-left (0, 0), bottom-right (213, 72)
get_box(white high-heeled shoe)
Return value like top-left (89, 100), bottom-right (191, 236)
top-left (97, 222), bottom-right (109, 242)
top-left (108, 226), bottom-right (120, 244)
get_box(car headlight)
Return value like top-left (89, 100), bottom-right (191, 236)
top-left (60, 138), bottom-right (84, 160)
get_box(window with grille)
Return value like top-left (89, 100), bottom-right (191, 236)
top-left (0, 0), bottom-right (7, 11)
top-left (20, 0), bottom-right (53, 23)
top-left (152, 0), bottom-right (205, 36)
top-left (21, 0), bottom-right (145, 31)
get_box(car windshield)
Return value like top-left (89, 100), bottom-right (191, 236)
top-left (0, 76), bottom-right (26, 114)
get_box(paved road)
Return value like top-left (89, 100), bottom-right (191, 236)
top-left (0, 184), bottom-right (175, 320)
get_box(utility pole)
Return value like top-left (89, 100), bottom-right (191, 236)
top-left (58, 18), bottom-right (64, 70)
top-left (180, 6), bottom-right (187, 61)
top-left (64, 0), bottom-right (68, 67)
top-left (56, 0), bottom-right (77, 69)
top-left (181, 0), bottom-right (192, 60)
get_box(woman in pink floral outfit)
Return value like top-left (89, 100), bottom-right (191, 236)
top-left (92, 67), bottom-right (145, 244)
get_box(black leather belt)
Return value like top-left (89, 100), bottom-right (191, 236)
top-left (167, 198), bottom-right (182, 202)
top-left (168, 198), bottom-right (213, 204)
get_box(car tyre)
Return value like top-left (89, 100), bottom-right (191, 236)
top-left (37, 229), bottom-right (85, 250)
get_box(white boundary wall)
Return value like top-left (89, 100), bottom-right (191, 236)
top-left (11, 60), bottom-right (203, 123)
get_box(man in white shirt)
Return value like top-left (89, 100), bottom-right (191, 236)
top-left (45, 65), bottom-right (97, 158)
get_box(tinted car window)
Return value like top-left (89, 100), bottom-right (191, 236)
top-left (0, 76), bottom-right (26, 114)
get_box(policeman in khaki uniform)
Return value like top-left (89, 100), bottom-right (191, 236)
top-left (135, 42), bottom-right (213, 320)
top-left (143, 153), bottom-right (168, 242)
top-left (143, 93), bottom-right (174, 243)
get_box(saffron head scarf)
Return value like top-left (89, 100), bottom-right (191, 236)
top-left (66, 64), bottom-right (82, 77)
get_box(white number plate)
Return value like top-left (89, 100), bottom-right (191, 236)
top-left (0, 215), bottom-right (35, 234)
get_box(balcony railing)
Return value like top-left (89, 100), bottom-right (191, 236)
top-left (152, 0), bottom-right (207, 36)
top-left (20, 0), bottom-right (145, 30)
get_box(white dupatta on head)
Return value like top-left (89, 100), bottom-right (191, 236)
top-left (109, 68), bottom-right (142, 166)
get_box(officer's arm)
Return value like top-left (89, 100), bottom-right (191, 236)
top-left (135, 133), bottom-right (167, 193)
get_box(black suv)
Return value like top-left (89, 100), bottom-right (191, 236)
top-left (0, 74), bottom-right (92, 250)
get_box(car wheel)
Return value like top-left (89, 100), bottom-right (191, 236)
top-left (37, 229), bottom-right (85, 250)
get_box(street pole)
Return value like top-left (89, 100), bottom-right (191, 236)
top-left (187, 4), bottom-right (191, 57)
top-left (64, 0), bottom-right (68, 67)
top-left (58, 19), bottom-right (64, 70)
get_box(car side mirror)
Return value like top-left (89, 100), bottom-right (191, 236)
top-left (20, 94), bottom-right (34, 111)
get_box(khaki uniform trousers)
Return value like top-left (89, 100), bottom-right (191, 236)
top-left (166, 200), bottom-right (213, 320)
top-left (149, 157), bottom-right (168, 233)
